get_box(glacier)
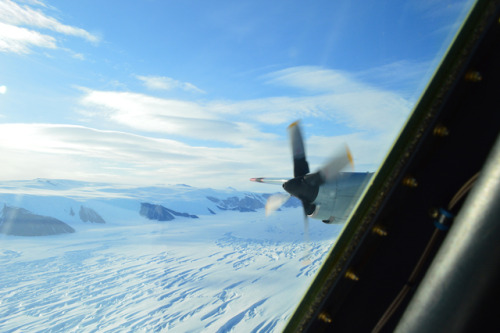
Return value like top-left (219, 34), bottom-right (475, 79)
top-left (0, 179), bottom-right (343, 332)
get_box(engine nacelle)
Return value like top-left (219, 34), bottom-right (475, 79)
top-left (309, 172), bottom-right (372, 224)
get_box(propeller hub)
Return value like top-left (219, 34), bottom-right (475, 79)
top-left (283, 176), bottom-right (319, 204)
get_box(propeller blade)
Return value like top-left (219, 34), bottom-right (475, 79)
top-left (288, 121), bottom-right (310, 178)
top-left (318, 145), bottom-right (354, 183)
top-left (303, 209), bottom-right (310, 243)
top-left (250, 177), bottom-right (289, 185)
top-left (302, 210), bottom-right (312, 265)
top-left (265, 193), bottom-right (291, 216)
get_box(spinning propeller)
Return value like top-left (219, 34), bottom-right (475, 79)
top-left (250, 121), bottom-right (353, 248)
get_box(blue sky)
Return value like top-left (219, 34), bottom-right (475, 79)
top-left (0, 0), bottom-right (474, 190)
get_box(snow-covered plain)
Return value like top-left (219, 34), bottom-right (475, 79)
top-left (0, 180), bottom-right (343, 332)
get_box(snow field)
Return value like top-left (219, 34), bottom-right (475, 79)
top-left (0, 208), bottom-right (342, 332)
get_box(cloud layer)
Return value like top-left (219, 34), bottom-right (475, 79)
top-left (1, 66), bottom-right (413, 189)
top-left (0, 123), bottom-right (287, 188)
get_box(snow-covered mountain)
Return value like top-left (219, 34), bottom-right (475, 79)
top-left (0, 179), bottom-right (340, 332)
top-left (0, 178), bottom-right (301, 236)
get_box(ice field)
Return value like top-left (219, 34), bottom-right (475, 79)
top-left (0, 203), bottom-right (341, 332)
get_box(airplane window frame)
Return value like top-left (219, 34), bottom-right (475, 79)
top-left (284, 0), bottom-right (500, 331)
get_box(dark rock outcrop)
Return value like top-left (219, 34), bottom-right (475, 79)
top-left (140, 203), bottom-right (198, 221)
top-left (207, 196), bottom-right (220, 204)
top-left (168, 209), bottom-right (199, 219)
top-left (0, 205), bottom-right (75, 236)
top-left (79, 206), bottom-right (105, 223)
top-left (140, 203), bottom-right (174, 221)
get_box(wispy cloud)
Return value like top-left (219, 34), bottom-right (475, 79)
top-left (71, 52), bottom-right (85, 60)
top-left (264, 66), bottom-right (358, 94)
top-left (0, 21), bottom-right (56, 53)
top-left (206, 91), bottom-right (409, 133)
top-left (77, 89), bottom-right (271, 145)
top-left (354, 60), bottom-right (433, 99)
top-left (136, 75), bottom-right (206, 94)
top-left (241, 66), bottom-right (411, 131)
top-left (0, 0), bottom-right (99, 54)
top-left (80, 66), bottom-right (411, 139)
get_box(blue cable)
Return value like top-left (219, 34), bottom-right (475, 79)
top-left (434, 208), bottom-right (453, 231)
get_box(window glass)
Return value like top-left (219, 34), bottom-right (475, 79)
top-left (0, 0), bottom-right (475, 331)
